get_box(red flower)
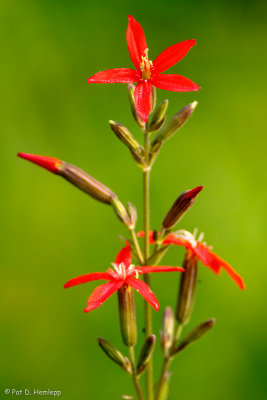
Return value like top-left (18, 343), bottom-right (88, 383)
top-left (138, 231), bottom-right (245, 290)
top-left (88, 15), bottom-right (200, 122)
top-left (64, 242), bottom-right (184, 312)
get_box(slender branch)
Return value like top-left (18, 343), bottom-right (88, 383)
top-left (156, 323), bottom-right (183, 400)
top-left (128, 346), bottom-right (144, 400)
top-left (130, 228), bottom-right (144, 265)
top-left (143, 129), bottom-right (154, 400)
top-left (172, 323), bottom-right (183, 352)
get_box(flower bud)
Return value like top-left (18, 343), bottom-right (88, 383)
top-left (60, 162), bottom-right (116, 204)
top-left (130, 149), bottom-right (146, 168)
top-left (137, 334), bottom-right (156, 376)
top-left (160, 307), bottom-right (175, 357)
top-left (172, 319), bottom-right (215, 355)
top-left (18, 153), bottom-right (62, 174)
top-left (109, 120), bottom-right (144, 156)
top-left (151, 101), bottom-right (198, 147)
top-left (97, 337), bottom-right (132, 374)
top-left (148, 100), bottom-right (168, 132)
top-left (127, 202), bottom-right (137, 229)
top-left (18, 153), bottom-right (115, 204)
top-left (176, 252), bottom-right (198, 324)
top-left (128, 84), bottom-right (146, 129)
top-left (111, 196), bottom-right (131, 227)
top-left (118, 285), bottom-right (137, 347)
top-left (162, 186), bottom-right (203, 230)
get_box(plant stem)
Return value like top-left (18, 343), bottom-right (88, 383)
top-left (143, 130), bottom-right (154, 400)
top-left (156, 323), bottom-right (183, 400)
top-left (129, 346), bottom-right (144, 400)
top-left (130, 228), bottom-right (144, 265)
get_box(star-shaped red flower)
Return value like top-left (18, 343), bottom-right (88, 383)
top-left (138, 231), bottom-right (245, 290)
top-left (88, 15), bottom-right (200, 122)
top-left (64, 242), bottom-right (184, 312)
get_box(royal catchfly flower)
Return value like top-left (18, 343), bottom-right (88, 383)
top-left (138, 230), bottom-right (245, 290)
top-left (64, 242), bottom-right (184, 312)
top-left (88, 15), bottom-right (200, 122)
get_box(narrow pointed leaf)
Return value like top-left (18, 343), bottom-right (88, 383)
top-left (173, 319), bottom-right (215, 355)
top-left (98, 337), bottom-right (132, 374)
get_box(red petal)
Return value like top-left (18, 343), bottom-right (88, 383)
top-left (194, 243), bottom-right (245, 290)
top-left (88, 68), bottom-right (140, 84)
top-left (17, 153), bottom-right (62, 174)
top-left (134, 81), bottom-right (151, 122)
top-left (126, 15), bottom-right (148, 68)
top-left (138, 266), bottom-right (185, 274)
top-left (153, 40), bottom-right (196, 73)
top-left (150, 74), bottom-right (200, 92)
top-left (127, 277), bottom-right (159, 311)
top-left (185, 185), bottom-right (203, 199)
top-left (115, 242), bottom-right (132, 268)
top-left (64, 272), bottom-right (112, 289)
top-left (162, 233), bottom-right (191, 249)
top-left (193, 244), bottom-right (220, 274)
top-left (84, 281), bottom-right (124, 312)
top-left (137, 231), bottom-right (154, 243)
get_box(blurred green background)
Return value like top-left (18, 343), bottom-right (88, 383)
top-left (1, 0), bottom-right (266, 399)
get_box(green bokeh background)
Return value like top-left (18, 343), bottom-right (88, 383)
top-left (1, 0), bottom-right (266, 399)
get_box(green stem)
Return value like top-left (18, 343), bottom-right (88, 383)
top-left (129, 346), bottom-right (144, 400)
top-left (130, 228), bottom-right (144, 265)
top-left (156, 323), bottom-right (183, 400)
top-left (172, 323), bottom-right (183, 352)
top-left (143, 130), bottom-right (154, 400)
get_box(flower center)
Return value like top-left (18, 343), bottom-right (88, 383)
top-left (174, 229), bottom-right (208, 248)
top-left (109, 263), bottom-right (139, 280)
top-left (140, 48), bottom-right (153, 80)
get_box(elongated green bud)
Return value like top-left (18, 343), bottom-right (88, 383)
top-left (160, 307), bottom-right (175, 357)
top-left (162, 186), bottom-right (203, 229)
top-left (137, 334), bottom-right (156, 376)
top-left (152, 101), bottom-right (198, 148)
top-left (118, 285), bottom-right (136, 346)
top-left (127, 202), bottom-right (137, 229)
top-left (148, 100), bottom-right (168, 132)
top-left (172, 319), bottom-right (215, 355)
top-left (59, 162), bottom-right (115, 204)
top-left (109, 120), bottom-right (144, 156)
top-left (176, 252), bottom-right (198, 324)
top-left (128, 84), bottom-right (146, 129)
top-left (130, 149), bottom-right (145, 168)
top-left (98, 337), bottom-right (132, 374)
top-left (111, 196), bottom-right (131, 228)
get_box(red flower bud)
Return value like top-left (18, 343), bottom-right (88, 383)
top-left (162, 186), bottom-right (203, 229)
top-left (17, 153), bottom-right (62, 174)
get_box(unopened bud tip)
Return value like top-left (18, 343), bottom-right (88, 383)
top-left (17, 153), bottom-right (62, 174)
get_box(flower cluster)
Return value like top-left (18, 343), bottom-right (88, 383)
top-left (18, 14), bottom-right (245, 400)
